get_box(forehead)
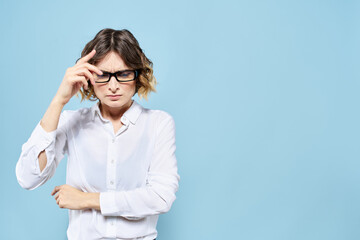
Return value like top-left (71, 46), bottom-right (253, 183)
top-left (96, 51), bottom-right (129, 71)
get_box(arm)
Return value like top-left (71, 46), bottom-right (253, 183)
top-left (38, 97), bottom-right (66, 172)
top-left (15, 49), bottom-right (102, 191)
top-left (15, 96), bottom-right (69, 190)
top-left (97, 114), bottom-right (180, 218)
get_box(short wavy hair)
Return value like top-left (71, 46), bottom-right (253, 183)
top-left (76, 28), bottom-right (157, 101)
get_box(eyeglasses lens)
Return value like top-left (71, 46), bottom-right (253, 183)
top-left (116, 71), bottom-right (135, 80)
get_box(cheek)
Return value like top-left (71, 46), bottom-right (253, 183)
top-left (123, 82), bottom-right (136, 94)
top-left (92, 86), bottom-right (100, 96)
top-left (92, 86), bottom-right (106, 100)
top-left (93, 85), bottom-right (106, 94)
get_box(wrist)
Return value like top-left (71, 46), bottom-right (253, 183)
top-left (84, 192), bottom-right (100, 210)
top-left (52, 95), bottom-right (68, 107)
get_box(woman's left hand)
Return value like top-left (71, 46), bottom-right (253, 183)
top-left (51, 184), bottom-right (88, 210)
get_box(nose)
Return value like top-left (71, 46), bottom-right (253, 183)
top-left (108, 76), bottom-right (120, 92)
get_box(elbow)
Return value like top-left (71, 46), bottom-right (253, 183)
top-left (159, 203), bottom-right (172, 214)
top-left (156, 192), bottom-right (177, 214)
top-left (17, 179), bottom-right (37, 191)
top-left (154, 177), bottom-right (179, 214)
top-left (15, 161), bottom-right (41, 191)
top-left (15, 170), bottom-right (37, 191)
top-left (15, 172), bottom-right (37, 190)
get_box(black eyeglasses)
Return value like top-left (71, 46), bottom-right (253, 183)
top-left (94, 69), bottom-right (139, 83)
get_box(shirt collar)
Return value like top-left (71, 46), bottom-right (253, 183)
top-left (91, 100), bottom-right (143, 125)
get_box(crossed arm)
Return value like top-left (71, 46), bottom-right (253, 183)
top-left (49, 118), bottom-right (179, 217)
top-left (51, 184), bottom-right (100, 211)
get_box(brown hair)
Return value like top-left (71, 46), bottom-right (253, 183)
top-left (76, 28), bottom-right (157, 101)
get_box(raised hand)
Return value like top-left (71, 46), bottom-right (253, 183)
top-left (54, 49), bottom-right (103, 105)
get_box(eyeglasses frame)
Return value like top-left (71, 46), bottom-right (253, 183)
top-left (94, 69), bottom-right (140, 83)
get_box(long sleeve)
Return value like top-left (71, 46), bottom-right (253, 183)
top-left (99, 113), bottom-right (180, 219)
top-left (15, 111), bottom-right (69, 190)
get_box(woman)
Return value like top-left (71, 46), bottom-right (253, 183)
top-left (15, 28), bottom-right (180, 240)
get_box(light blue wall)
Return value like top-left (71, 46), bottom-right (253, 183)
top-left (1, 0), bottom-right (359, 239)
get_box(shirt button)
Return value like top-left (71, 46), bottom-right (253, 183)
top-left (112, 139), bottom-right (115, 143)
top-left (111, 159), bottom-right (114, 164)
top-left (110, 222), bottom-right (114, 226)
top-left (110, 181), bottom-right (114, 185)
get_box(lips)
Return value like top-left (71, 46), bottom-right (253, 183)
top-left (107, 95), bottom-right (121, 100)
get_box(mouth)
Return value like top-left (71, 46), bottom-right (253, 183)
top-left (107, 95), bottom-right (121, 100)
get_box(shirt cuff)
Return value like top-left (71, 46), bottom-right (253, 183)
top-left (100, 191), bottom-right (124, 216)
top-left (32, 121), bottom-right (57, 147)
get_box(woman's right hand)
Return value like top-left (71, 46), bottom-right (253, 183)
top-left (54, 49), bottom-right (103, 105)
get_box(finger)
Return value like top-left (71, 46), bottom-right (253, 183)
top-left (51, 186), bottom-right (59, 196)
top-left (80, 79), bottom-right (89, 91)
top-left (52, 189), bottom-right (60, 196)
top-left (82, 65), bottom-right (101, 85)
top-left (87, 78), bottom-right (95, 87)
top-left (52, 185), bottom-right (64, 195)
top-left (76, 49), bottom-right (96, 65)
top-left (83, 63), bottom-right (103, 75)
top-left (75, 82), bottom-right (82, 91)
top-left (90, 74), bottom-right (96, 86)
top-left (70, 71), bottom-right (90, 90)
top-left (75, 68), bottom-right (94, 84)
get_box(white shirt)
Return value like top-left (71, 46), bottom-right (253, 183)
top-left (15, 100), bottom-right (180, 240)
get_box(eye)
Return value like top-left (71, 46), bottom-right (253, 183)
top-left (116, 70), bottom-right (134, 80)
top-left (118, 71), bottom-right (131, 77)
top-left (98, 73), bottom-right (110, 79)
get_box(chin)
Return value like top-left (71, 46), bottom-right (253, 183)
top-left (103, 98), bottom-right (131, 108)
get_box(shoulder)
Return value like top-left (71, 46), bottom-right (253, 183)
top-left (60, 105), bottom-right (94, 123)
top-left (140, 107), bottom-right (176, 135)
top-left (141, 107), bottom-right (175, 124)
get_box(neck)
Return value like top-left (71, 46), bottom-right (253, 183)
top-left (99, 100), bottom-right (133, 121)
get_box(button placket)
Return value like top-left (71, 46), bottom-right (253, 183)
top-left (107, 216), bottom-right (117, 237)
top-left (107, 137), bottom-right (117, 190)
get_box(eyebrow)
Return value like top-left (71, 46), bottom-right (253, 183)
top-left (99, 69), bottom-right (131, 73)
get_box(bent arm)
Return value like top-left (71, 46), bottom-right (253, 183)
top-left (38, 97), bottom-right (65, 172)
top-left (15, 97), bottom-right (68, 190)
top-left (99, 171), bottom-right (179, 219)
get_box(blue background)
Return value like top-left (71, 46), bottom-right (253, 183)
top-left (1, 0), bottom-right (359, 239)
